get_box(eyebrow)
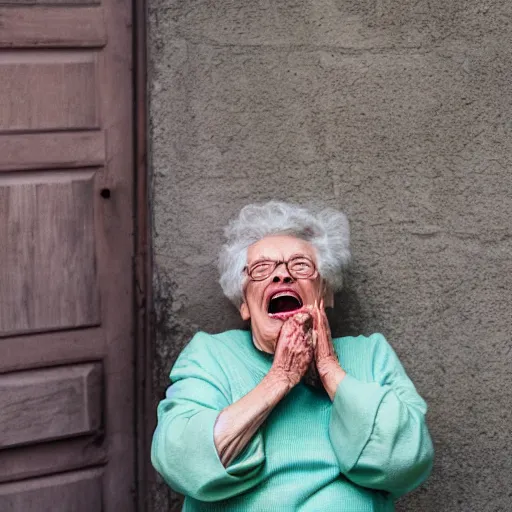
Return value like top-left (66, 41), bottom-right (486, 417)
top-left (247, 257), bottom-right (274, 266)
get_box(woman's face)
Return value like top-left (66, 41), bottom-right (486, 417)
top-left (240, 235), bottom-right (326, 353)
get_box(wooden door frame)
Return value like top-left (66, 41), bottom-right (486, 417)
top-left (134, 0), bottom-right (156, 510)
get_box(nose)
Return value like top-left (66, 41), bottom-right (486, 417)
top-left (272, 262), bottom-right (294, 283)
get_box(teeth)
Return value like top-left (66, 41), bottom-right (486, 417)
top-left (271, 291), bottom-right (301, 301)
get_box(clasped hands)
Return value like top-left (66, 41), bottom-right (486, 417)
top-left (270, 299), bottom-right (346, 400)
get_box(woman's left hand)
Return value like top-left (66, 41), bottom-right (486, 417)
top-left (312, 299), bottom-right (346, 401)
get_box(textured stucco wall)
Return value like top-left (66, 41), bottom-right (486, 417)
top-left (148, 2), bottom-right (512, 511)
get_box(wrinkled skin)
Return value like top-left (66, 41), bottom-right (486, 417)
top-left (272, 312), bottom-right (315, 387)
top-left (273, 300), bottom-right (338, 390)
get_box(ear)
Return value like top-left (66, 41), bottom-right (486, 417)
top-left (240, 301), bottom-right (251, 321)
top-left (323, 284), bottom-right (334, 308)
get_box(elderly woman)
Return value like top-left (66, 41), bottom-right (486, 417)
top-left (151, 201), bottom-right (433, 511)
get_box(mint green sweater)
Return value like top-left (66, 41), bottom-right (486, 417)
top-left (151, 330), bottom-right (433, 511)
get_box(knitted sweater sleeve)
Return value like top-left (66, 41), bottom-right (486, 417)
top-left (329, 333), bottom-right (434, 498)
top-left (151, 332), bottom-right (266, 502)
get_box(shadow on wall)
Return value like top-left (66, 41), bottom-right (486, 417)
top-left (153, 267), bottom-right (198, 398)
top-left (328, 269), bottom-right (365, 339)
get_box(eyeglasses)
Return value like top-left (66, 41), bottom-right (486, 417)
top-left (244, 256), bottom-right (318, 282)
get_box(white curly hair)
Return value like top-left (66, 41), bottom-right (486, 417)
top-left (218, 201), bottom-right (350, 307)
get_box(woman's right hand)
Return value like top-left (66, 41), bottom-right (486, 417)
top-left (270, 312), bottom-right (315, 388)
top-left (214, 312), bottom-right (314, 467)
top-left (214, 314), bottom-right (313, 466)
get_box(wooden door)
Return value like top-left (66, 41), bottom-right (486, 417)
top-left (0, 1), bottom-right (135, 511)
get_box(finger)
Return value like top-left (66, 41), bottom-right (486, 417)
top-left (313, 311), bottom-right (332, 357)
top-left (319, 298), bottom-right (329, 333)
top-left (304, 327), bottom-right (314, 348)
top-left (313, 299), bottom-right (322, 330)
top-left (315, 306), bottom-right (327, 342)
top-left (320, 310), bottom-right (329, 334)
top-left (321, 307), bottom-right (330, 334)
top-left (291, 311), bottom-right (313, 328)
top-left (280, 319), bottom-right (313, 350)
top-left (311, 300), bottom-right (318, 329)
top-left (311, 330), bottom-right (318, 348)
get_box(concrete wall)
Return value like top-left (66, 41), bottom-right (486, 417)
top-left (148, 1), bottom-right (512, 510)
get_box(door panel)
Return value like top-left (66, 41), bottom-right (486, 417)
top-left (1, 0), bottom-right (100, 4)
top-left (0, 132), bottom-right (105, 172)
top-left (0, 8), bottom-right (106, 47)
top-left (0, 51), bottom-right (100, 132)
top-left (0, 170), bottom-right (100, 335)
top-left (0, 328), bottom-right (105, 374)
top-left (0, 469), bottom-right (104, 512)
top-left (0, 437), bottom-right (106, 483)
top-left (0, 363), bottom-right (102, 448)
top-left (0, 0), bottom-right (135, 510)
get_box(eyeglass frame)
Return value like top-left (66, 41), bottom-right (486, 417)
top-left (243, 255), bottom-right (319, 282)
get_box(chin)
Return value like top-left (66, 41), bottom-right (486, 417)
top-left (264, 323), bottom-right (282, 352)
top-left (260, 305), bottom-right (311, 351)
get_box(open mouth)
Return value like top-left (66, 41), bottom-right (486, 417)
top-left (268, 292), bottom-right (303, 316)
